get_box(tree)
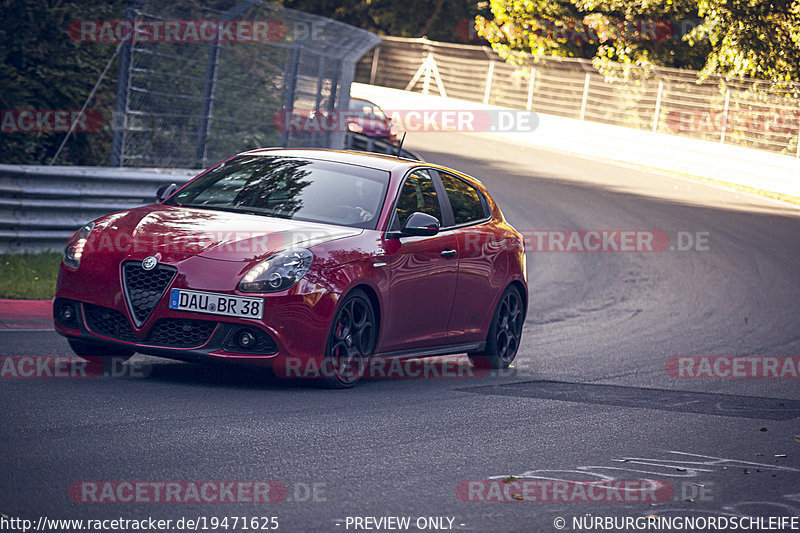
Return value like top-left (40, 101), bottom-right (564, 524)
top-left (475, 0), bottom-right (800, 82)
top-left (282, 0), bottom-right (489, 42)
top-left (0, 0), bottom-right (124, 165)
top-left (688, 0), bottom-right (800, 82)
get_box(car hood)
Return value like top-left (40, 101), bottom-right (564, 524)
top-left (92, 204), bottom-right (362, 262)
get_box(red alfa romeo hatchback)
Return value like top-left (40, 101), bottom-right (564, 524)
top-left (54, 149), bottom-right (527, 387)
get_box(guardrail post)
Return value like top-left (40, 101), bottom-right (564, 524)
top-left (796, 121), bottom-right (800, 158)
top-left (311, 54), bottom-right (326, 147)
top-left (195, 38), bottom-right (221, 167)
top-left (579, 73), bottom-right (590, 120)
top-left (422, 54), bottom-right (432, 95)
top-left (280, 46), bottom-right (301, 147)
top-left (110, 0), bottom-right (144, 166)
top-left (720, 87), bottom-right (730, 144)
top-left (652, 80), bottom-right (663, 133)
top-left (369, 46), bottom-right (380, 85)
top-left (483, 61), bottom-right (495, 105)
top-left (332, 58), bottom-right (353, 150)
top-left (196, 0), bottom-right (256, 165)
top-left (526, 67), bottom-right (536, 111)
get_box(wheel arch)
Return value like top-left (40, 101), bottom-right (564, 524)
top-left (346, 283), bottom-right (382, 335)
top-left (508, 279), bottom-right (528, 322)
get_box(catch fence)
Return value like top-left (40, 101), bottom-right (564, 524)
top-left (356, 37), bottom-right (800, 157)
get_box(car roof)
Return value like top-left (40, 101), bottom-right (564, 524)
top-left (239, 148), bottom-right (419, 173)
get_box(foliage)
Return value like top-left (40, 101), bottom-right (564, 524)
top-left (475, 0), bottom-right (800, 82)
top-left (0, 0), bottom-right (124, 165)
top-left (282, 0), bottom-right (490, 42)
top-left (688, 0), bottom-right (800, 82)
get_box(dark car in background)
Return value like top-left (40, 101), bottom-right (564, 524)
top-left (346, 97), bottom-right (400, 144)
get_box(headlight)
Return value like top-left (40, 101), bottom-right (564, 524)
top-left (239, 248), bottom-right (313, 293)
top-left (63, 222), bottom-right (94, 270)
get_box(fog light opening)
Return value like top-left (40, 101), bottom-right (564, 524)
top-left (60, 304), bottom-right (75, 322)
top-left (56, 302), bottom-right (78, 327)
top-left (236, 329), bottom-right (257, 349)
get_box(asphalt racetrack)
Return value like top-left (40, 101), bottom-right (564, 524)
top-left (2, 132), bottom-right (800, 532)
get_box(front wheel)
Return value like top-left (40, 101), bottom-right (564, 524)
top-left (68, 339), bottom-right (134, 368)
top-left (321, 289), bottom-right (377, 389)
top-left (469, 285), bottom-right (524, 369)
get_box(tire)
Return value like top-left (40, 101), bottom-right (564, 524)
top-left (468, 285), bottom-right (524, 369)
top-left (68, 339), bottom-right (134, 368)
top-left (320, 289), bottom-right (377, 389)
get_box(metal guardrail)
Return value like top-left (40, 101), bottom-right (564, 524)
top-left (0, 165), bottom-right (198, 252)
top-left (0, 136), bottom-right (420, 253)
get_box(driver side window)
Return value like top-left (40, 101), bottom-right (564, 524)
top-left (391, 170), bottom-right (442, 231)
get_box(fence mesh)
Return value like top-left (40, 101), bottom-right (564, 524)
top-left (357, 37), bottom-right (800, 158)
top-left (115, 0), bottom-right (379, 167)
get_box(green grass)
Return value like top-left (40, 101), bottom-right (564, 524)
top-left (0, 252), bottom-right (62, 299)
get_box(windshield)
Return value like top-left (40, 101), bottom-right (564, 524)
top-left (349, 99), bottom-right (387, 120)
top-left (167, 155), bottom-right (390, 229)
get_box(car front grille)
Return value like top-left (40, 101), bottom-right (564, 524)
top-left (149, 318), bottom-right (217, 348)
top-left (122, 261), bottom-right (177, 327)
top-left (83, 304), bottom-right (137, 342)
top-left (84, 304), bottom-right (216, 348)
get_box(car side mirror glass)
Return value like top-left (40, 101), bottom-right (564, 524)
top-left (400, 212), bottom-right (439, 237)
top-left (155, 183), bottom-right (178, 203)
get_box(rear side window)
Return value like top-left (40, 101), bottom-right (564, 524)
top-left (439, 173), bottom-right (487, 226)
top-left (391, 170), bottom-right (442, 231)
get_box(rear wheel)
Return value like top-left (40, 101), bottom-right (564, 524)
top-left (321, 290), bottom-right (377, 388)
top-left (68, 339), bottom-right (134, 369)
top-left (469, 285), bottom-right (524, 369)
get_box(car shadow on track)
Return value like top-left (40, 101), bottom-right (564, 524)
top-left (125, 354), bottom-right (527, 391)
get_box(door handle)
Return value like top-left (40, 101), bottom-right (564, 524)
top-left (441, 249), bottom-right (457, 258)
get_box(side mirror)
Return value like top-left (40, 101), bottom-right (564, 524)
top-left (155, 183), bottom-right (178, 203)
top-left (400, 212), bottom-right (439, 237)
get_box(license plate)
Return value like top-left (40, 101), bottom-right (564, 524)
top-left (169, 289), bottom-right (264, 319)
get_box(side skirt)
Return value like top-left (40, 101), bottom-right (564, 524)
top-left (374, 342), bottom-right (485, 360)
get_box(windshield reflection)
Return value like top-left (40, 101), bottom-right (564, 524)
top-left (168, 155), bottom-right (390, 230)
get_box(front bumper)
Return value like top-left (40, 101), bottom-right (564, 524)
top-left (53, 252), bottom-right (338, 366)
top-left (55, 297), bottom-right (286, 366)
